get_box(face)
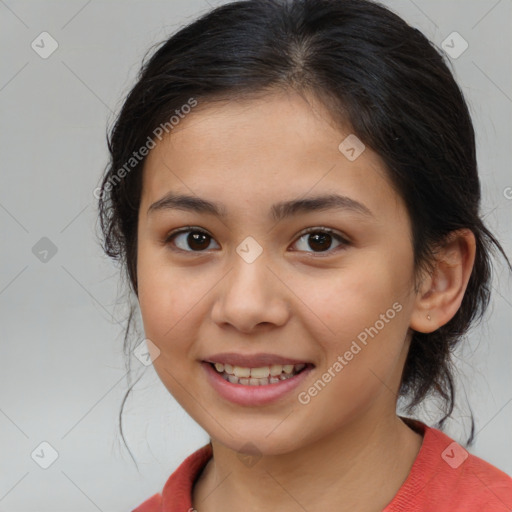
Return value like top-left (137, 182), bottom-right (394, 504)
top-left (136, 91), bottom-right (418, 455)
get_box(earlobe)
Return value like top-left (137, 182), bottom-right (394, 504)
top-left (410, 229), bottom-right (476, 334)
top-left (409, 266), bottom-right (437, 334)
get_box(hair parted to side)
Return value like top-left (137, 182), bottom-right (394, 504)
top-left (96, 0), bottom-right (511, 463)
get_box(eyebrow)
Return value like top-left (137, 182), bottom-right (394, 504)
top-left (147, 192), bottom-right (374, 221)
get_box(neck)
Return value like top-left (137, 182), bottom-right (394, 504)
top-left (193, 411), bottom-right (423, 512)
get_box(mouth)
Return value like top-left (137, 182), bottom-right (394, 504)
top-left (204, 361), bottom-right (314, 386)
top-left (201, 358), bottom-right (315, 406)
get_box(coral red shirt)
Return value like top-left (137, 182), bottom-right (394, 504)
top-left (132, 421), bottom-right (512, 511)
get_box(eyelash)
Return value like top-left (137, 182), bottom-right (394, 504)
top-left (163, 226), bottom-right (350, 256)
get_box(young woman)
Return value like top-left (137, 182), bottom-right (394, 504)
top-left (97, 0), bottom-right (512, 510)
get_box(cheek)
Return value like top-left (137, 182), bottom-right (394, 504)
top-left (136, 256), bottom-right (207, 397)
top-left (138, 274), bottom-right (202, 342)
top-left (136, 244), bottom-right (204, 344)
top-left (305, 260), bottom-right (401, 335)
top-left (302, 253), bottom-right (411, 379)
top-left (297, 272), bottom-right (408, 418)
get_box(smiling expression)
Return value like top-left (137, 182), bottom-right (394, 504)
top-left (136, 90), bottom-right (419, 454)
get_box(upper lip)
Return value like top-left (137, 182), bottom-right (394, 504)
top-left (203, 352), bottom-right (312, 368)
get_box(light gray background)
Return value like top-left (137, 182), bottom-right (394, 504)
top-left (1, 0), bottom-right (511, 510)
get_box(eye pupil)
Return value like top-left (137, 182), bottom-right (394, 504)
top-left (188, 232), bottom-right (210, 250)
top-left (308, 232), bottom-right (331, 252)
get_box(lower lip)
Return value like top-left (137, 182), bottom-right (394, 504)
top-left (201, 362), bottom-right (314, 406)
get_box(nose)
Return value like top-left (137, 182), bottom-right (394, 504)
top-left (210, 254), bottom-right (291, 334)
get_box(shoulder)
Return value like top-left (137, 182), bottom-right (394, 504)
top-left (131, 493), bottom-right (162, 512)
top-left (131, 443), bottom-right (213, 512)
top-left (385, 420), bottom-right (512, 512)
top-left (447, 449), bottom-right (512, 510)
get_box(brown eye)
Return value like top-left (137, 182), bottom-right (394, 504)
top-left (164, 226), bottom-right (348, 255)
top-left (165, 228), bottom-right (220, 252)
top-left (292, 228), bottom-right (348, 254)
top-left (307, 232), bottom-right (331, 251)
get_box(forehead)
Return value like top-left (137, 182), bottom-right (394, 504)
top-left (140, 91), bottom-right (403, 220)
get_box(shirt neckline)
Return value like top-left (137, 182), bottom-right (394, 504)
top-left (162, 418), bottom-right (444, 512)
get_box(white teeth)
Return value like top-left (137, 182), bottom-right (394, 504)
top-left (270, 364), bottom-right (283, 376)
top-left (211, 362), bottom-right (308, 386)
top-left (233, 366), bottom-right (251, 378)
top-left (250, 366), bottom-right (270, 378)
top-left (250, 377), bottom-right (270, 385)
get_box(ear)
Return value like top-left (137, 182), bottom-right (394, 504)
top-left (410, 228), bottom-right (476, 334)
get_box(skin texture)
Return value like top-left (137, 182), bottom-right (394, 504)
top-left (136, 90), bottom-right (476, 511)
